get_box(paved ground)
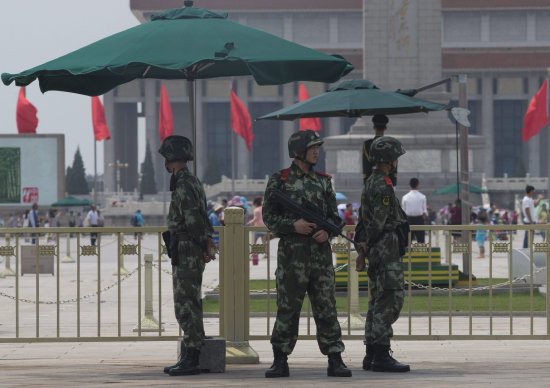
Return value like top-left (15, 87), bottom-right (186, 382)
top-left (2, 339), bottom-right (550, 387)
top-left (1, 230), bottom-right (550, 386)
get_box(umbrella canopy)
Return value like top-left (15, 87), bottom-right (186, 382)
top-left (51, 196), bottom-right (94, 207)
top-left (1, 6), bottom-right (353, 95)
top-left (433, 183), bottom-right (487, 195)
top-left (258, 79), bottom-right (449, 120)
top-left (335, 192), bottom-right (347, 200)
top-left (2, 3), bottom-right (353, 176)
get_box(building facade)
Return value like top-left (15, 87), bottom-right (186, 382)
top-left (101, 0), bottom-right (550, 195)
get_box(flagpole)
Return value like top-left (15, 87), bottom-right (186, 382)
top-left (94, 139), bottom-right (98, 205)
top-left (231, 131), bottom-right (236, 196)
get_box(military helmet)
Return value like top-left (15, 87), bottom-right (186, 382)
top-left (369, 136), bottom-right (405, 164)
top-left (287, 130), bottom-right (324, 158)
top-left (158, 135), bottom-right (194, 161)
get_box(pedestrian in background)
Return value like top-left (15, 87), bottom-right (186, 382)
top-left (87, 205), bottom-right (99, 246)
top-left (522, 185), bottom-right (543, 248)
top-left (401, 177), bottom-right (428, 243)
top-left (29, 203), bottom-right (39, 244)
top-left (248, 196), bottom-right (266, 265)
top-left (131, 209), bottom-right (144, 239)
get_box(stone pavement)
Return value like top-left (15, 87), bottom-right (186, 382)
top-left (2, 339), bottom-right (550, 387)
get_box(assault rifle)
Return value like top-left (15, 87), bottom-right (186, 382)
top-left (270, 188), bottom-right (362, 253)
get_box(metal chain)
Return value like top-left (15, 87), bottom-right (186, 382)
top-left (407, 266), bottom-right (547, 293)
top-left (0, 266), bottom-right (141, 305)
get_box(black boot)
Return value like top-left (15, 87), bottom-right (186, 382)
top-left (327, 352), bottom-right (352, 377)
top-left (163, 347), bottom-right (186, 374)
top-left (168, 347), bottom-right (201, 376)
top-left (265, 347), bottom-right (289, 378)
top-left (362, 343), bottom-right (374, 371)
top-left (372, 344), bottom-right (410, 372)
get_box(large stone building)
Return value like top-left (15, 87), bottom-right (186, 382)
top-left (102, 0), bottom-right (550, 204)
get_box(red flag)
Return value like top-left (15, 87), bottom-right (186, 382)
top-left (91, 96), bottom-right (111, 141)
top-left (16, 87), bottom-right (38, 134)
top-left (298, 83), bottom-right (322, 131)
top-left (230, 86), bottom-right (253, 152)
top-left (522, 80), bottom-right (548, 142)
top-left (159, 83), bottom-right (174, 142)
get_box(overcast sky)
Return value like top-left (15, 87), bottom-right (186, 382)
top-left (0, 0), bottom-right (140, 175)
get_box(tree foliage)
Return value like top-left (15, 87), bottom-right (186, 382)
top-left (66, 147), bottom-right (89, 194)
top-left (0, 148), bottom-right (21, 203)
top-left (140, 140), bottom-right (157, 198)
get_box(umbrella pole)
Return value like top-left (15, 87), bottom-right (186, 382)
top-left (188, 79), bottom-right (197, 176)
top-left (455, 120), bottom-right (460, 201)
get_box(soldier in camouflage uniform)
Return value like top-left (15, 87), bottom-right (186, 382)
top-left (362, 115), bottom-right (398, 186)
top-left (355, 136), bottom-right (410, 372)
top-left (262, 130), bottom-right (351, 378)
top-left (158, 135), bottom-right (217, 376)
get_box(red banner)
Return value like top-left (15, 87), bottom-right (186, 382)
top-left (298, 83), bottom-right (321, 131)
top-left (159, 83), bottom-right (174, 142)
top-left (230, 87), bottom-right (253, 152)
top-left (91, 96), bottom-right (111, 141)
top-left (16, 87), bottom-right (38, 134)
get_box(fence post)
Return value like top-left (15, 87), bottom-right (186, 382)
top-left (113, 232), bottom-right (128, 276)
top-left (341, 250), bottom-right (365, 330)
top-left (223, 206), bottom-right (259, 364)
top-left (1, 235), bottom-right (15, 277)
top-left (133, 254), bottom-right (163, 332)
top-left (62, 233), bottom-right (75, 263)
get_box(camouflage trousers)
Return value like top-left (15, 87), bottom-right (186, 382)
top-left (271, 236), bottom-right (345, 355)
top-left (172, 240), bottom-right (206, 350)
top-left (365, 232), bottom-right (404, 346)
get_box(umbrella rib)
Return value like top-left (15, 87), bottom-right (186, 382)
top-left (142, 65), bottom-right (151, 77)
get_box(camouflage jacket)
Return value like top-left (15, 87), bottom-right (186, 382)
top-left (263, 162), bottom-right (343, 238)
top-left (167, 167), bottom-right (213, 248)
top-left (362, 136), bottom-right (397, 185)
top-left (355, 169), bottom-right (407, 247)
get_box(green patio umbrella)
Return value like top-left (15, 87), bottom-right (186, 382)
top-left (433, 183), bottom-right (487, 195)
top-left (2, 2), bottom-right (353, 174)
top-left (51, 196), bottom-right (94, 207)
top-left (258, 79), bottom-right (449, 120)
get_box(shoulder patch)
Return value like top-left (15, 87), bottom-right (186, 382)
top-left (316, 171), bottom-right (332, 179)
top-left (280, 168), bottom-right (290, 181)
top-left (384, 176), bottom-right (393, 186)
top-left (382, 194), bottom-right (391, 206)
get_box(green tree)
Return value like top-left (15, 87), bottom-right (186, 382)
top-left (202, 155), bottom-right (222, 185)
top-left (66, 147), bottom-right (89, 194)
top-left (140, 141), bottom-right (157, 199)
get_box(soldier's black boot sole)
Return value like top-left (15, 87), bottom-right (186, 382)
top-left (168, 347), bottom-right (201, 376)
top-left (327, 353), bottom-right (352, 377)
top-left (265, 363), bottom-right (289, 378)
top-left (372, 344), bottom-right (410, 373)
top-left (265, 347), bottom-right (290, 378)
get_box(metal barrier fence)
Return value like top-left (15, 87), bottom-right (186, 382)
top-left (1, 208), bottom-right (550, 363)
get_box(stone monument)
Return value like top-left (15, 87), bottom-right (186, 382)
top-left (324, 0), bottom-right (484, 209)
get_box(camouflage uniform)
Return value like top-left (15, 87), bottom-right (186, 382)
top-left (355, 150), bottom-right (407, 346)
top-left (263, 162), bottom-right (345, 355)
top-left (160, 136), bottom-right (213, 351)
